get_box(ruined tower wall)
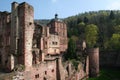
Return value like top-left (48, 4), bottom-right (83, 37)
top-left (18, 3), bottom-right (34, 71)
top-left (11, 2), bottom-right (19, 55)
top-left (0, 12), bottom-right (11, 69)
top-left (9, 2), bottom-right (19, 70)
top-left (10, 2), bottom-right (34, 70)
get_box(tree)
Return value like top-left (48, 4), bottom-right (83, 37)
top-left (109, 34), bottom-right (120, 51)
top-left (109, 11), bottom-right (115, 20)
top-left (114, 25), bottom-right (120, 34)
top-left (84, 16), bottom-right (89, 24)
top-left (85, 24), bottom-right (98, 48)
top-left (77, 22), bottom-right (86, 39)
top-left (66, 38), bottom-right (76, 59)
top-left (77, 22), bottom-right (85, 33)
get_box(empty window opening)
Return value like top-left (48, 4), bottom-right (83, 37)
top-left (52, 69), bottom-right (54, 72)
top-left (5, 60), bottom-right (8, 65)
top-left (52, 42), bottom-right (58, 45)
top-left (45, 71), bottom-right (47, 75)
top-left (35, 74), bottom-right (39, 78)
top-left (55, 42), bottom-right (57, 45)
top-left (29, 22), bottom-right (32, 25)
top-left (52, 42), bottom-right (54, 45)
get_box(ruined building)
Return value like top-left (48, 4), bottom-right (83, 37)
top-left (0, 2), bottom-right (68, 80)
top-left (0, 2), bottom-right (99, 80)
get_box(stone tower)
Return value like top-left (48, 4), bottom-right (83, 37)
top-left (88, 48), bottom-right (99, 77)
top-left (10, 2), bottom-right (34, 71)
top-left (48, 14), bottom-right (68, 52)
top-left (19, 2), bottom-right (34, 71)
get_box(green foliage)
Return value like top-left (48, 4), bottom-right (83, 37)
top-left (14, 64), bottom-right (25, 72)
top-left (64, 10), bottom-right (120, 51)
top-left (108, 34), bottom-right (120, 51)
top-left (114, 25), bottom-right (120, 34)
top-left (64, 38), bottom-right (77, 60)
top-left (109, 11), bottom-right (115, 20)
top-left (84, 16), bottom-right (89, 23)
top-left (71, 59), bottom-right (79, 70)
top-left (85, 24), bottom-right (98, 48)
top-left (77, 22), bottom-right (86, 37)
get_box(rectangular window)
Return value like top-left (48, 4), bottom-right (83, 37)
top-left (35, 74), bottom-right (39, 78)
top-left (55, 42), bottom-right (58, 45)
top-left (52, 42), bottom-right (55, 45)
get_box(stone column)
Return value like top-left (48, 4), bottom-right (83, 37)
top-left (86, 56), bottom-right (89, 77)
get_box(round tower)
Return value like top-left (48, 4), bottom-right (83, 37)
top-left (88, 48), bottom-right (99, 77)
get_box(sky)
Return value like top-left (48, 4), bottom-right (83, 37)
top-left (0, 0), bottom-right (120, 19)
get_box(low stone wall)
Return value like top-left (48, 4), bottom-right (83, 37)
top-left (12, 60), bottom-right (57, 80)
top-left (26, 61), bottom-right (57, 80)
top-left (100, 51), bottom-right (120, 67)
top-left (12, 57), bottom-right (68, 80)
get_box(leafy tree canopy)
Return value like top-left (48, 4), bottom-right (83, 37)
top-left (85, 24), bottom-right (98, 48)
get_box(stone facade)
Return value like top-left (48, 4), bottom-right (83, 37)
top-left (48, 14), bottom-right (68, 52)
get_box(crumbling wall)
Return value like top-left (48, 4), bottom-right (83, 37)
top-left (16, 60), bottom-right (57, 80)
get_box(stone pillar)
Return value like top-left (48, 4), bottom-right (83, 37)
top-left (67, 63), bottom-right (72, 76)
top-left (23, 4), bottom-right (34, 71)
top-left (86, 56), bottom-right (89, 77)
top-left (17, 2), bottom-right (34, 71)
top-left (88, 48), bottom-right (99, 77)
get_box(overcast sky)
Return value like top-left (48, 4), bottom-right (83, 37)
top-left (0, 0), bottom-right (120, 19)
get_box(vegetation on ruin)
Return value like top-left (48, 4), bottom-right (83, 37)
top-left (65, 38), bottom-right (77, 60)
top-left (14, 64), bottom-right (25, 72)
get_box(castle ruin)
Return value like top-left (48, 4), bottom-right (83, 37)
top-left (0, 2), bottom-right (99, 80)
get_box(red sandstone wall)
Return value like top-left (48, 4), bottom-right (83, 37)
top-left (24, 60), bottom-right (57, 80)
top-left (48, 19), bottom-right (68, 52)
